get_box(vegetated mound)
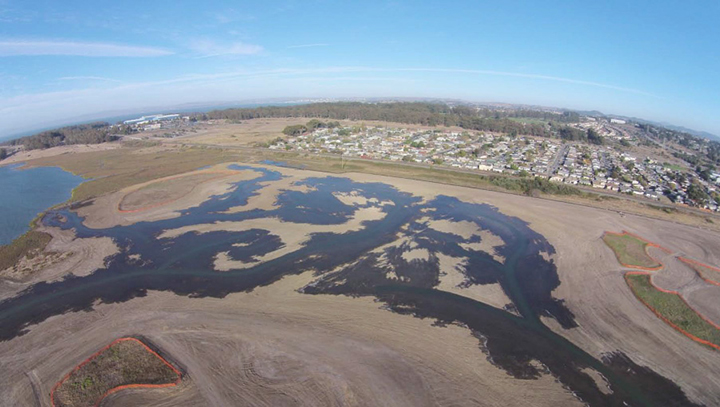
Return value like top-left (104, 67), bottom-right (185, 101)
top-left (0, 230), bottom-right (52, 272)
top-left (118, 172), bottom-right (226, 212)
top-left (679, 257), bottom-right (720, 286)
top-left (625, 273), bottom-right (720, 350)
top-left (602, 232), bottom-right (661, 269)
top-left (51, 337), bottom-right (181, 407)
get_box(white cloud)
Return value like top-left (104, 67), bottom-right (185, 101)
top-left (212, 9), bottom-right (255, 24)
top-left (0, 40), bottom-right (173, 57)
top-left (392, 68), bottom-right (660, 97)
top-left (58, 76), bottom-right (123, 83)
top-left (189, 39), bottom-right (263, 58)
top-left (0, 65), bottom-right (665, 137)
top-left (287, 43), bottom-right (329, 49)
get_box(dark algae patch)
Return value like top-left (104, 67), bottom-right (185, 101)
top-left (369, 287), bottom-right (700, 407)
top-left (0, 165), bottom-right (702, 407)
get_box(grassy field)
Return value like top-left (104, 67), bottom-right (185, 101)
top-left (170, 118), bottom-right (307, 147)
top-left (26, 145), bottom-right (249, 203)
top-left (626, 273), bottom-right (720, 349)
top-left (0, 230), bottom-right (52, 272)
top-left (52, 338), bottom-right (180, 407)
top-left (602, 233), bottom-right (662, 269)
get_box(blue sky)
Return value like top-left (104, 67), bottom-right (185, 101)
top-left (1, 0), bottom-right (719, 137)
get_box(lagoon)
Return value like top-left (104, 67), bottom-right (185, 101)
top-left (0, 164), bottom-right (83, 245)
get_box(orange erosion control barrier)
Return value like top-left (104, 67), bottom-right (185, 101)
top-left (624, 271), bottom-right (720, 351)
top-left (117, 170), bottom-right (237, 214)
top-left (678, 256), bottom-right (720, 287)
top-left (50, 337), bottom-right (182, 407)
top-left (603, 230), bottom-right (672, 271)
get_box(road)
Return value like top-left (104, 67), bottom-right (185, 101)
top-left (548, 144), bottom-right (568, 176)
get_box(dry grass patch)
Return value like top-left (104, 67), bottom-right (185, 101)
top-left (180, 118), bottom-right (465, 148)
top-left (179, 118), bottom-right (308, 146)
top-left (602, 232), bottom-right (661, 269)
top-left (24, 146), bottom-right (253, 202)
top-left (51, 337), bottom-right (180, 407)
top-left (0, 230), bottom-right (52, 272)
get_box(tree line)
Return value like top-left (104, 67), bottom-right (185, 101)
top-left (193, 102), bottom-right (583, 139)
top-left (6, 122), bottom-right (119, 150)
top-left (282, 119), bottom-right (342, 136)
top-left (557, 126), bottom-right (605, 144)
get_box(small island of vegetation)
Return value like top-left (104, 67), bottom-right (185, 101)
top-left (603, 232), bottom-right (662, 269)
top-left (51, 337), bottom-right (181, 407)
top-left (625, 273), bottom-right (720, 350)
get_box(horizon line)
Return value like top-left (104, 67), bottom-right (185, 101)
top-left (2, 97), bottom-right (715, 141)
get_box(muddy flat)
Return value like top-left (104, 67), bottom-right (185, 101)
top-left (0, 163), bottom-right (719, 406)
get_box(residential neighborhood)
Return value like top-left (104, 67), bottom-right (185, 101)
top-left (273, 122), bottom-right (720, 211)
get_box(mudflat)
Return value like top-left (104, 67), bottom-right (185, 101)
top-left (1, 162), bottom-right (719, 406)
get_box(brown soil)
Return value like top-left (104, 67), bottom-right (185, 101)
top-left (647, 248), bottom-right (720, 328)
top-left (683, 260), bottom-right (720, 285)
top-left (0, 273), bottom-right (582, 407)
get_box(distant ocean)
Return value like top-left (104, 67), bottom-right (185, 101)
top-left (0, 101), bottom-right (307, 142)
top-left (0, 164), bottom-right (83, 245)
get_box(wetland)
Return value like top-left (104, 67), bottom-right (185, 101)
top-left (0, 164), bottom-right (704, 406)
